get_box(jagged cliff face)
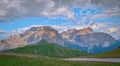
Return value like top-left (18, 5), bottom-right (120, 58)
top-left (0, 26), bottom-right (64, 50)
top-left (61, 27), bottom-right (118, 53)
top-left (61, 27), bottom-right (94, 41)
top-left (74, 33), bottom-right (117, 52)
top-left (74, 33), bottom-right (116, 47)
top-left (22, 26), bottom-right (64, 45)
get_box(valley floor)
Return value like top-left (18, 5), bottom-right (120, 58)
top-left (0, 53), bottom-right (120, 66)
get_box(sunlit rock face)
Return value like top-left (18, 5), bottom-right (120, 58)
top-left (0, 26), bottom-right (64, 51)
top-left (6, 34), bottom-right (27, 49)
top-left (24, 26), bottom-right (65, 46)
top-left (61, 27), bottom-right (94, 41)
top-left (61, 27), bottom-right (118, 53)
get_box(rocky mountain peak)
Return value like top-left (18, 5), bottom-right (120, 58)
top-left (1, 26), bottom-right (64, 50)
top-left (26, 26), bottom-right (57, 32)
top-left (61, 28), bottom-right (119, 53)
top-left (61, 27), bottom-right (93, 39)
top-left (77, 27), bottom-right (93, 35)
top-left (23, 26), bottom-right (64, 45)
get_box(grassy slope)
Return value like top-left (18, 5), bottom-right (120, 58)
top-left (0, 54), bottom-right (120, 66)
top-left (82, 46), bottom-right (120, 58)
top-left (6, 40), bottom-right (88, 58)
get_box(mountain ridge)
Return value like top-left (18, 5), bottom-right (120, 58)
top-left (61, 28), bottom-right (119, 53)
top-left (0, 26), bottom-right (120, 54)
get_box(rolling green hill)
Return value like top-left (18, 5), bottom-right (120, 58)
top-left (82, 46), bottom-right (120, 58)
top-left (0, 54), bottom-right (120, 66)
top-left (6, 40), bottom-right (88, 58)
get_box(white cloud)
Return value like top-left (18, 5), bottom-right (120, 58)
top-left (51, 25), bottom-right (68, 33)
top-left (108, 27), bottom-right (118, 33)
top-left (0, 0), bottom-right (119, 40)
top-left (90, 22), bottom-right (120, 40)
top-left (92, 7), bottom-right (120, 20)
top-left (0, 29), bottom-right (9, 40)
top-left (0, 29), bottom-right (7, 34)
top-left (0, 10), bottom-right (8, 16)
top-left (47, 0), bottom-right (55, 8)
top-left (0, 0), bottom-right (119, 22)
top-left (42, 7), bottom-right (74, 19)
top-left (16, 25), bottom-right (44, 34)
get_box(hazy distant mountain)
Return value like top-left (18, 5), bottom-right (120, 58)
top-left (61, 27), bottom-right (120, 53)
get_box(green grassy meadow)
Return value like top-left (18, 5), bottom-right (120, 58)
top-left (0, 54), bottom-right (120, 66)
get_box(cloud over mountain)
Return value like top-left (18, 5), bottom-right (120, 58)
top-left (0, 0), bottom-right (119, 22)
top-left (0, 0), bottom-right (120, 40)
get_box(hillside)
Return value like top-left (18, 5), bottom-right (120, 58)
top-left (6, 40), bottom-right (88, 58)
top-left (82, 46), bottom-right (120, 58)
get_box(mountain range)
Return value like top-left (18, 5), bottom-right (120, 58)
top-left (0, 26), bottom-right (120, 54)
top-left (61, 27), bottom-right (120, 53)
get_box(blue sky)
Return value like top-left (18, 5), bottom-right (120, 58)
top-left (0, 0), bottom-right (120, 40)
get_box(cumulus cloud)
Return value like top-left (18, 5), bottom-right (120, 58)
top-left (92, 7), bottom-right (120, 20)
top-left (0, 0), bottom-right (119, 22)
top-left (108, 27), bottom-right (118, 33)
top-left (0, 30), bottom-right (7, 34)
top-left (51, 25), bottom-right (68, 33)
top-left (0, 0), bottom-right (120, 40)
top-left (13, 25), bottom-right (44, 34)
top-left (91, 0), bottom-right (120, 8)
top-left (15, 25), bottom-right (69, 33)
top-left (0, 30), bottom-right (8, 40)
top-left (42, 7), bottom-right (74, 19)
top-left (51, 0), bottom-right (87, 8)
top-left (89, 22), bottom-right (120, 40)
